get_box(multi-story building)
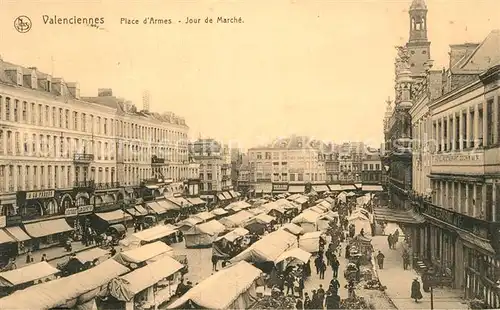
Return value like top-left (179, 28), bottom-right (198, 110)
top-left (236, 153), bottom-right (251, 195)
top-left (324, 144), bottom-right (340, 183)
top-left (248, 136), bottom-right (328, 195)
top-left (337, 142), bottom-right (364, 184)
top-left (188, 139), bottom-right (233, 202)
top-left (361, 152), bottom-right (383, 184)
top-left (0, 57), bottom-right (190, 247)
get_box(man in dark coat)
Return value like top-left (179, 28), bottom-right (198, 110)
top-left (304, 293), bottom-right (312, 309)
top-left (376, 251), bottom-right (385, 269)
top-left (329, 277), bottom-right (340, 294)
top-left (314, 255), bottom-right (323, 275)
top-left (325, 291), bottom-right (340, 310)
top-left (411, 278), bottom-right (423, 302)
top-left (387, 233), bottom-right (393, 249)
top-left (319, 260), bottom-right (327, 279)
top-left (331, 257), bottom-right (340, 278)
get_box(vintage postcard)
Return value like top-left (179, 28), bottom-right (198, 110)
top-left (0, 0), bottom-right (499, 309)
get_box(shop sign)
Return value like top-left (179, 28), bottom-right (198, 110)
top-left (6, 215), bottom-right (22, 226)
top-left (78, 205), bottom-right (94, 214)
top-left (423, 204), bottom-right (464, 228)
top-left (273, 184), bottom-right (288, 191)
top-left (0, 216), bottom-right (6, 228)
top-left (65, 208), bottom-right (78, 217)
top-left (26, 190), bottom-right (55, 200)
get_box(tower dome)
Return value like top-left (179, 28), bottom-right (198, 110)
top-left (410, 0), bottom-right (427, 11)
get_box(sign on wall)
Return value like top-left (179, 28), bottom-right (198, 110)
top-left (26, 190), bottom-right (55, 200)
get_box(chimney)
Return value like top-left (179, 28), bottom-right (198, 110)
top-left (5, 67), bottom-right (23, 86)
top-left (23, 67), bottom-right (38, 89)
top-left (449, 43), bottom-right (479, 69)
top-left (98, 88), bottom-right (113, 97)
top-left (66, 82), bottom-right (80, 99)
top-left (51, 78), bottom-right (65, 96)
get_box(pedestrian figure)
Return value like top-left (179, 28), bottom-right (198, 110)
top-left (411, 278), bottom-right (423, 302)
top-left (360, 228), bottom-right (365, 236)
top-left (25, 250), bottom-right (32, 264)
top-left (285, 274), bottom-right (295, 295)
top-left (345, 244), bottom-right (351, 259)
top-left (211, 255), bottom-right (218, 272)
top-left (317, 284), bottom-right (326, 308)
top-left (387, 233), bottom-right (393, 249)
top-left (304, 293), bottom-right (312, 309)
top-left (298, 277), bottom-right (305, 298)
top-left (376, 250), bottom-right (385, 269)
top-left (402, 249), bottom-right (410, 270)
top-left (314, 255), bottom-right (322, 275)
top-left (319, 260), bottom-right (327, 279)
top-left (331, 257), bottom-right (340, 278)
top-left (41, 253), bottom-right (47, 262)
top-left (296, 298), bottom-right (303, 310)
top-left (329, 277), bottom-right (340, 294)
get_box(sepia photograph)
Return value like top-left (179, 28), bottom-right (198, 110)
top-left (0, 0), bottom-right (500, 309)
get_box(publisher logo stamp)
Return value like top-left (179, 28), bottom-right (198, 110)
top-left (14, 16), bottom-right (32, 33)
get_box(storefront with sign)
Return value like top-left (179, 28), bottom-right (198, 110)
top-left (17, 190), bottom-right (64, 220)
top-left (272, 183), bottom-right (289, 195)
top-left (65, 205), bottom-right (95, 241)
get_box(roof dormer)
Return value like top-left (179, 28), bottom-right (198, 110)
top-left (5, 67), bottom-right (23, 86)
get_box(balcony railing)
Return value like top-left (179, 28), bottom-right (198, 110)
top-left (74, 180), bottom-right (95, 188)
top-left (95, 182), bottom-right (121, 190)
top-left (73, 153), bottom-right (95, 164)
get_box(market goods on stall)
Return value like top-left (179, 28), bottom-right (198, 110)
top-left (251, 294), bottom-right (296, 309)
top-left (340, 296), bottom-right (371, 309)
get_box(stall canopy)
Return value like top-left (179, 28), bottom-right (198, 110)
top-left (294, 196), bottom-right (309, 205)
top-left (156, 199), bottom-right (181, 211)
top-left (75, 248), bottom-right (109, 264)
top-left (299, 231), bottom-right (324, 253)
top-left (185, 220), bottom-right (226, 237)
top-left (292, 210), bottom-right (322, 225)
top-left (94, 210), bottom-right (133, 225)
top-left (225, 201), bottom-right (251, 211)
top-left (287, 194), bottom-right (300, 201)
top-left (262, 202), bottom-right (286, 214)
top-left (341, 185), bottom-right (357, 191)
top-left (288, 185), bottom-right (305, 194)
top-left (312, 185), bottom-right (329, 192)
top-left (222, 192), bottom-right (232, 200)
top-left (324, 197), bottom-right (334, 204)
top-left (274, 198), bottom-right (299, 210)
top-left (231, 230), bottom-right (297, 263)
top-left (229, 190), bottom-right (238, 198)
top-left (0, 229), bottom-right (15, 245)
top-left (279, 223), bottom-right (304, 236)
top-left (216, 227), bottom-right (249, 242)
top-left (219, 210), bottom-right (254, 228)
top-left (23, 218), bottom-right (73, 238)
top-left (0, 259), bottom-right (129, 309)
top-left (309, 205), bottom-right (327, 214)
top-left (109, 255), bottom-right (183, 302)
top-left (217, 193), bottom-right (227, 201)
top-left (167, 197), bottom-right (192, 208)
top-left (4, 226), bottom-right (30, 242)
top-left (249, 213), bottom-right (276, 225)
top-left (115, 241), bottom-right (174, 264)
top-left (211, 208), bottom-right (229, 216)
top-left (0, 261), bottom-right (59, 287)
top-left (328, 184), bottom-right (342, 191)
top-left (191, 211), bottom-right (215, 223)
top-left (318, 200), bottom-right (332, 210)
top-left (186, 197), bottom-right (206, 205)
top-left (168, 261), bottom-right (263, 310)
top-left (362, 185), bottom-right (384, 192)
top-left (128, 225), bottom-right (178, 243)
top-left (275, 247), bottom-right (312, 264)
top-left (247, 207), bottom-right (266, 216)
top-left (146, 201), bottom-right (167, 214)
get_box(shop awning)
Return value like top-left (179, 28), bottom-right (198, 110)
top-left (328, 184), bottom-right (342, 191)
top-left (294, 196), bottom-right (309, 205)
top-left (167, 197), bottom-right (192, 207)
top-left (146, 202), bottom-right (167, 214)
top-left (231, 230), bottom-right (297, 263)
top-left (146, 185), bottom-right (159, 189)
top-left (289, 185), bottom-right (305, 193)
top-left (24, 218), bottom-right (73, 238)
top-left (111, 255), bottom-right (184, 301)
top-left (341, 185), bottom-right (356, 191)
top-left (187, 197), bottom-right (205, 205)
top-left (362, 185), bottom-right (384, 192)
top-left (219, 210), bottom-right (254, 228)
top-left (0, 229), bottom-right (15, 245)
top-left (4, 227), bottom-right (31, 242)
top-left (95, 210), bottom-right (133, 225)
top-left (0, 261), bottom-right (59, 287)
top-left (312, 185), bottom-right (329, 192)
top-left (217, 193), bottom-right (226, 200)
top-left (457, 230), bottom-right (495, 254)
top-left (373, 208), bottom-right (425, 224)
top-left (216, 227), bottom-right (249, 242)
top-left (130, 225), bottom-right (178, 243)
top-left (156, 199), bottom-right (180, 211)
top-left (253, 183), bottom-right (272, 194)
top-left (211, 208), bottom-right (229, 216)
top-left (279, 223), bottom-right (304, 236)
top-left (229, 190), bottom-right (238, 198)
top-left (191, 211), bottom-right (215, 222)
top-left (222, 192), bottom-right (232, 200)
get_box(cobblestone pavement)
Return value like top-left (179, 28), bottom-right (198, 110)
top-left (371, 235), bottom-right (469, 310)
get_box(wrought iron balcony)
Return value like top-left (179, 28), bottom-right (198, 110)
top-left (73, 153), bottom-right (95, 164)
top-left (73, 180), bottom-right (95, 188)
top-left (151, 156), bottom-right (166, 165)
top-left (95, 182), bottom-right (121, 190)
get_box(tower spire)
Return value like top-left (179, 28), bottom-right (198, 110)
top-left (408, 0), bottom-right (428, 43)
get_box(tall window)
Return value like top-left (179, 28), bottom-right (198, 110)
top-left (487, 100), bottom-right (493, 146)
top-left (32, 134), bottom-right (36, 156)
top-left (5, 98), bottom-right (11, 120)
top-left (104, 118), bottom-right (107, 134)
top-left (81, 113), bottom-right (86, 131)
top-left (0, 131), bottom-right (3, 154)
top-left (30, 103), bottom-right (35, 123)
top-left (38, 104), bottom-right (42, 125)
top-left (73, 111), bottom-right (78, 130)
top-left (13, 100), bottom-right (19, 122)
top-left (59, 108), bottom-right (63, 128)
top-left (45, 105), bottom-right (49, 124)
top-left (65, 109), bottom-right (69, 129)
top-left (22, 101), bottom-right (27, 122)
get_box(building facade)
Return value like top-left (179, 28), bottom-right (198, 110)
top-left (188, 139), bottom-right (232, 199)
top-left (361, 153), bottom-right (383, 184)
top-left (337, 142), bottom-right (364, 183)
top-left (248, 136), bottom-right (327, 195)
top-left (0, 58), bottom-right (190, 239)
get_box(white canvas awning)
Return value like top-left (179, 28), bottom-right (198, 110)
top-left (0, 262), bottom-right (59, 287)
top-left (275, 247), bottom-right (312, 264)
top-left (117, 241), bottom-right (173, 264)
top-left (24, 219), bottom-right (73, 238)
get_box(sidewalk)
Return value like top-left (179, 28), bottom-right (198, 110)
top-left (371, 236), bottom-right (468, 310)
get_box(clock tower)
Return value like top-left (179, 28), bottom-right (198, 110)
top-left (406, 0), bottom-right (431, 77)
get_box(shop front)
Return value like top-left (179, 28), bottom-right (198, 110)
top-left (22, 217), bottom-right (74, 250)
top-left (64, 205), bottom-right (95, 242)
top-left (272, 183), bottom-right (289, 196)
top-left (0, 216), bottom-right (30, 257)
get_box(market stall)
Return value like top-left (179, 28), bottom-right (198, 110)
top-left (119, 224), bottom-right (178, 250)
top-left (107, 255), bottom-right (184, 309)
top-left (219, 210), bottom-right (254, 229)
top-left (279, 223), bottom-right (304, 236)
top-left (114, 241), bottom-right (174, 267)
top-left (316, 211), bottom-right (339, 231)
top-left (274, 247), bottom-right (312, 269)
top-left (183, 220), bottom-right (226, 248)
top-left (57, 247), bottom-right (110, 276)
top-left (190, 211), bottom-right (216, 223)
top-left (168, 261), bottom-right (263, 310)
top-left (348, 234), bottom-right (373, 265)
top-left (0, 259), bottom-right (129, 309)
top-left (0, 261), bottom-right (59, 295)
top-left (291, 210), bottom-right (322, 233)
top-left (214, 227), bottom-right (250, 258)
top-left (347, 212), bottom-right (372, 236)
top-left (299, 231), bottom-right (326, 253)
top-left (210, 208), bottom-right (229, 219)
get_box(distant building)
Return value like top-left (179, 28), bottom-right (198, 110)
top-left (361, 152), bottom-right (382, 184)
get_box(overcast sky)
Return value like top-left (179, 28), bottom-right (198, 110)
top-left (1, 0), bottom-right (499, 150)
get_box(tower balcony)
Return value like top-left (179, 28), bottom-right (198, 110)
top-left (73, 153), bottom-right (95, 164)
